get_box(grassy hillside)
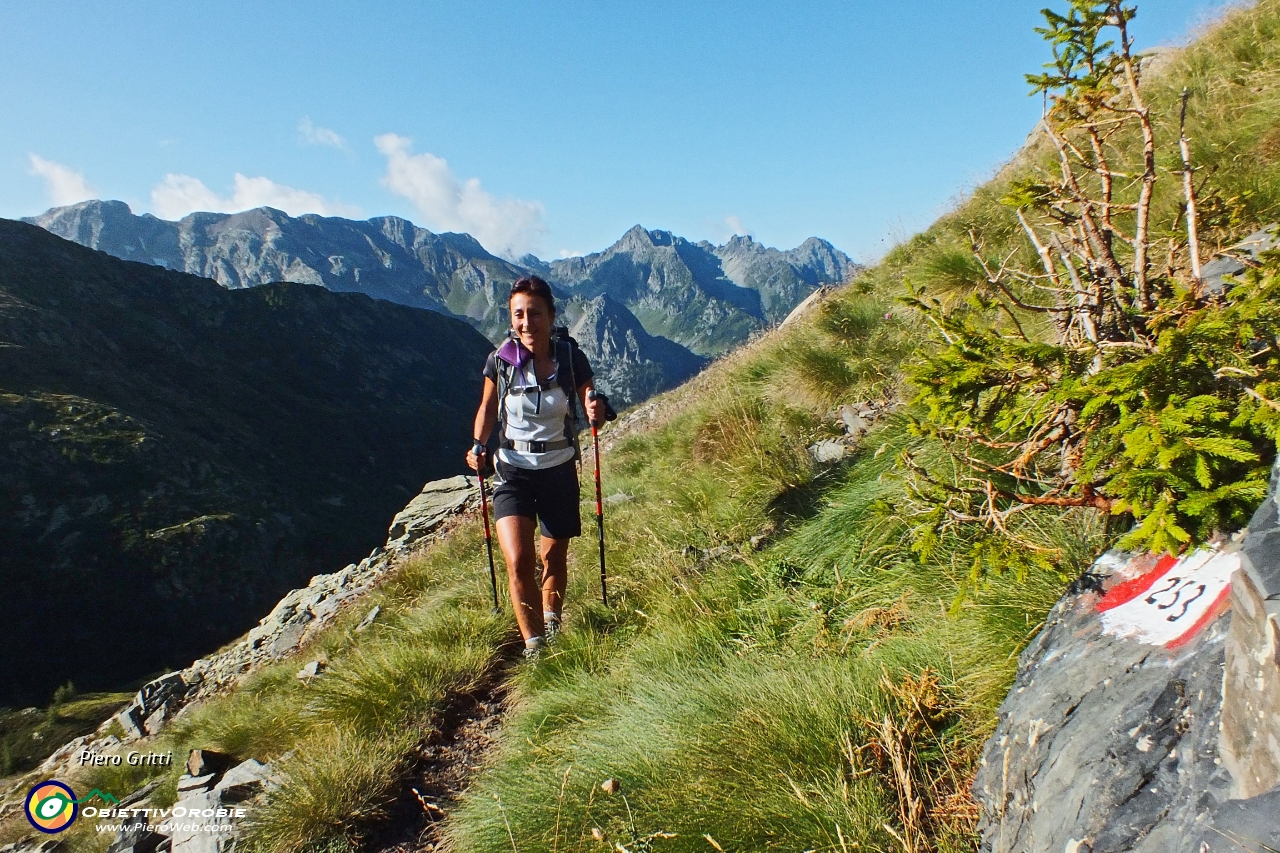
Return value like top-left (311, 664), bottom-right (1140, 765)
top-left (7, 3), bottom-right (1279, 852)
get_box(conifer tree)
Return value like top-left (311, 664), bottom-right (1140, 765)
top-left (902, 0), bottom-right (1280, 577)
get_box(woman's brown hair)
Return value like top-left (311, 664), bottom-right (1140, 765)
top-left (509, 276), bottom-right (555, 315)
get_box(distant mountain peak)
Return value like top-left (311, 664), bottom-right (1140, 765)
top-left (544, 225), bottom-right (860, 355)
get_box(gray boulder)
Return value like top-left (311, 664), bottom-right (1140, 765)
top-left (354, 605), bottom-right (380, 632)
top-left (176, 774), bottom-right (216, 795)
top-left (976, 509), bottom-right (1280, 853)
top-left (807, 439), bottom-right (846, 465)
top-left (1201, 225), bottom-right (1279, 294)
top-left (168, 791), bottom-right (230, 853)
top-left (974, 552), bottom-right (1236, 851)
top-left (213, 758), bottom-right (271, 800)
top-left (386, 476), bottom-right (477, 547)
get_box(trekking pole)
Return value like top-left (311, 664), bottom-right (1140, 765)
top-left (588, 392), bottom-right (608, 607)
top-left (474, 445), bottom-right (500, 612)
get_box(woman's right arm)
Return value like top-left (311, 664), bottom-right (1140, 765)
top-left (466, 377), bottom-right (499, 471)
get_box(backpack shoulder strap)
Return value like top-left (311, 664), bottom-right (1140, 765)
top-left (556, 333), bottom-right (585, 405)
top-left (494, 341), bottom-right (515, 432)
top-left (554, 330), bottom-right (585, 461)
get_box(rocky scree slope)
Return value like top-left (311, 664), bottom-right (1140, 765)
top-left (29, 202), bottom-right (856, 405)
top-left (0, 219), bottom-right (492, 708)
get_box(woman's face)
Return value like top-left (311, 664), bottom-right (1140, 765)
top-left (510, 292), bottom-right (553, 353)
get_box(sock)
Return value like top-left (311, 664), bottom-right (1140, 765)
top-left (524, 636), bottom-right (544, 650)
top-left (543, 611), bottom-right (561, 625)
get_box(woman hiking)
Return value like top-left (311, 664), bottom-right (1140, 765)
top-left (466, 276), bottom-right (606, 659)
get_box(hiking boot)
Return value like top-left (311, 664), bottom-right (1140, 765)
top-left (544, 615), bottom-right (562, 646)
top-left (522, 645), bottom-right (541, 662)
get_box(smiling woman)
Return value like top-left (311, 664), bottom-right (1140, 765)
top-left (466, 276), bottom-right (606, 654)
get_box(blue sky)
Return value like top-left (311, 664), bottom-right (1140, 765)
top-left (0, 1), bottom-right (1238, 262)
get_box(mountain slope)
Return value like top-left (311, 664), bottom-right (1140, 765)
top-left (11, 6), bottom-right (1280, 853)
top-left (0, 219), bottom-right (492, 707)
top-left (711, 234), bottom-right (854, 324)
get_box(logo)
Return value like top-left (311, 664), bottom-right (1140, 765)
top-left (25, 781), bottom-right (78, 833)
top-left (77, 789), bottom-right (120, 806)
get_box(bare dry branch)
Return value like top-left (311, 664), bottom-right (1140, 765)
top-left (1179, 89), bottom-right (1204, 293)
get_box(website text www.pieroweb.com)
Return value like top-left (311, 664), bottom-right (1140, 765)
top-left (84, 803), bottom-right (247, 835)
top-left (24, 781), bottom-right (248, 837)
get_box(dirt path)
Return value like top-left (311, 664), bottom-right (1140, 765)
top-left (363, 646), bottom-right (519, 853)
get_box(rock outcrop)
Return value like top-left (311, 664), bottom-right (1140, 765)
top-left (1220, 460), bottom-right (1280, 800)
top-left (974, 460), bottom-right (1280, 852)
top-left (386, 475), bottom-right (480, 550)
top-left (1202, 225), bottom-right (1280, 294)
top-left (806, 401), bottom-right (888, 465)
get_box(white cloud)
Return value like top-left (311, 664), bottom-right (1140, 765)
top-left (150, 173), bottom-right (361, 220)
top-left (724, 215), bottom-right (752, 238)
top-left (374, 133), bottom-right (547, 259)
top-left (29, 155), bottom-right (98, 206)
top-left (558, 249), bottom-right (585, 259)
top-left (298, 117), bottom-right (346, 150)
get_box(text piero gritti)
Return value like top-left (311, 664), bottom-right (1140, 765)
top-left (77, 750), bottom-right (173, 766)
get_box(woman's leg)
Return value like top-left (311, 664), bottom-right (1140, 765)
top-left (496, 515), bottom-right (543, 641)
top-left (539, 535), bottom-right (570, 618)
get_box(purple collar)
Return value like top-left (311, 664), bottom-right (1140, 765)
top-left (496, 337), bottom-right (531, 369)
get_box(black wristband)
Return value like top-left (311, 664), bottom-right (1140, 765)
top-left (472, 441), bottom-right (486, 456)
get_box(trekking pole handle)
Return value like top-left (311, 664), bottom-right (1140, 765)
top-left (585, 390), bottom-right (616, 425)
top-left (586, 390), bottom-right (601, 427)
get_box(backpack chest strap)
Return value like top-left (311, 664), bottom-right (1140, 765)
top-left (507, 376), bottom-right (559, 394)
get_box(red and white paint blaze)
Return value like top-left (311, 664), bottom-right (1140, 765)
top-left (1095, 548), bottom-right (1239, 649)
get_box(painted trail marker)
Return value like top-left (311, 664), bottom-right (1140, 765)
top-left (1096, 548), bottom-right (1238, 649)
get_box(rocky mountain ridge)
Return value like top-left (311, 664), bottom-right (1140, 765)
top-left (26, 202), bottom-right (858, 404)
top-left (25, 200), bottom-right (519, 328)
top-left (545, 225), bottom-right (858, 355)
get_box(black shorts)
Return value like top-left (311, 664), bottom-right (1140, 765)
top-left (492, 457), bottom-right (582, 539)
